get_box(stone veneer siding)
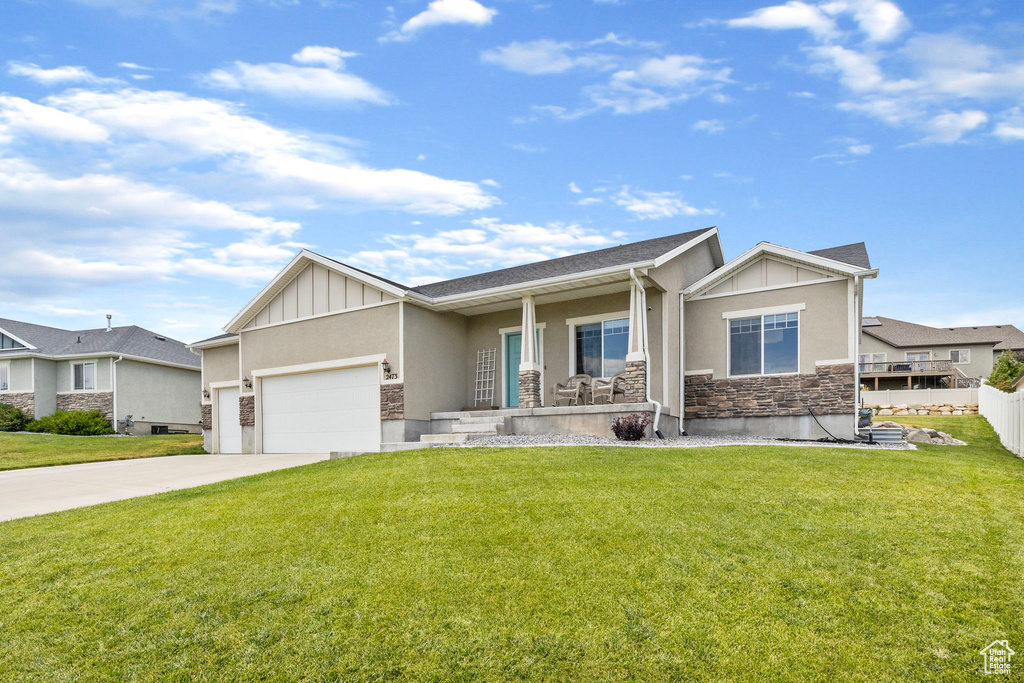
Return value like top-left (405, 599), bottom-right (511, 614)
top-left (623, 360), bottom-right (648, 403)
top-left (1, 392), bottom-right (35, 419)
top-left (518, 370), bottom-right (542, 408)
top-left (380, 383), bottom-right (404, 420)
top-left (200, 404), bottom-right (212, 431)
top-left (239, 394), bottom-right (255, 427)
top-left (684, 363), bottom-right (855, 419)
top-left (56, 392), bottom-right (114, 419)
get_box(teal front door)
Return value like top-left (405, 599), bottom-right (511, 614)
top-left (505, 332), bottom-right (522, 407)
top-left (505, 331), bottom-right (541, 407)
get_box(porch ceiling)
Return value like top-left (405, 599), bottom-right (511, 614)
top-left (434, 272), bottom-right (645, 316)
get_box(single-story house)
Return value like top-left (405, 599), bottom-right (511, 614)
top-left (0, 317), bottom-right (202, 433)
top-left (192, 227), bottom-right (877, 454)
top-left (860, 316), bottom-right (1024, 390)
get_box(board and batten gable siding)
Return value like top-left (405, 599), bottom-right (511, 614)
top-left (685, 279), bottom-right (850, 378)
top-left (702, 256), bottom-right (837, 297)
top-left (116, 359), bottom-right (201, 425)
top-left (402, 305), bottom-right (467, 420)
top-left (241, 262), bottom-right (396, 330)
top-left (239, 303), bottom-right (401, 384)
top-left (201, 343), bottom-right (240, 396)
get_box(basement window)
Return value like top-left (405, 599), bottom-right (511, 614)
top-left (729, 312), bottom-right (800, 377)
top-left (73, 362), bottom-right (96, 391)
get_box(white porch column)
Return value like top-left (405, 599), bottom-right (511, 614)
top-left (519, 295), bottom-right (542, 408)
top-left (626, 283), bottom-right (646, 362)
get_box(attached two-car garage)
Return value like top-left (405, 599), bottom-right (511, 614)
top-left (260, 365), bottom-right (381, 454)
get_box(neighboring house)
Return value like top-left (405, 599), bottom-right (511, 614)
top-left (1012, 372), bottom-right (1024, 393)
top-left (0, 317), bottom-right (202, 434)
top-left (191, 228), bottom-right (877, 455)
top-left (860, 316), bottom-right (1024, 390)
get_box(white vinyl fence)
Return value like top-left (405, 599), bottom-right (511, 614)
top-left (861, 388), bottom-right (978, 406)
top-left (979, 384), bottom-right (1024, 457)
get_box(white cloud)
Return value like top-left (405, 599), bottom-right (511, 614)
top-left (345, 218), bottom-right (617, 283)
top-left (65, 0), bottom-right (237, 20)
top-left (44, 88), bottom-right (497, 214)
top-left (117, 62), bottom-right (153, 71)
top-left (8, 62), bottom-right (120, 86)
top-left (568, 181), bottom-right (582, 193)
top-left (614, 187), bottom-right (718, 220)
top-left (583, 55), bottom-right (732, 115)
top-left (382, 0), bottom-right (497, 43)
top-left (847, 142), bottom-right (872, 154)
top-left (0, 157), bottom-right (298, 235)
top-left (918, 110), bottom-right (988, 144)
top-left (692, 118), bottom-right (725, 133)
top-left (202, 49), bottom-right (391, 106)
top-left (993, 108), bottom-right (1024, 141)
top-left (291, 46), bottom-right (357, 70)
top-left (481, 39), bottom-right (578, 75)
top-left (0, 96), bottom-right (109, 143)
top-left (726, 1), bottom-right (837, 39)
top-left (838, 0), bottom-right (909, 42)
top-left (577, 197), bottom-right (603, 205)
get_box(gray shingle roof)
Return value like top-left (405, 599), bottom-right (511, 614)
top-left (861, 316), bottom-right (1024, 350)
top-left (191, 332), bottom-right (239, 346)
top-left (808, 242), bottom-right (871, 269)
top-left (410, 227), bottom-right (717, 298)
top-left (0, 318), bottom-right (200, 367)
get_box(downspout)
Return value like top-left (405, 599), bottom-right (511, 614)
top-left (678, 291), bottom-right (687, 436)
top-left (630, 268), bottom-right (665, 439)
top-left (112, 355), bottom-right (123, 434)
top-left (853, 275), bottom-right (861, 435)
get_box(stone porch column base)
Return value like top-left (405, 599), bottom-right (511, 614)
top-left (623, 360), bottom-right (648, 403)
top-left (519, 370), bottom-right (542, 408)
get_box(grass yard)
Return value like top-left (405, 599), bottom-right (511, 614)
top-left (0, 432), bottom-right (205, 471)
top-left (1, 417), bottom-right (1022, 681)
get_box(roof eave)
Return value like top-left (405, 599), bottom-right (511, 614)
top-left (188, 336), bottom-right (240, 350)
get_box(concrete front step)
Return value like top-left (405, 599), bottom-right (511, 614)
top-left (457, 415), bottom-right (511, 425)
top-left (420, 432), bottom-right (495, 444)
top-left (451, 422), bottom-right (505, 435)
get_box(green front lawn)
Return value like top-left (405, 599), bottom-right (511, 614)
top-left (1, 417), bottom-right (1022, 681)
top-left (0, 432), bottom-right (205, 471)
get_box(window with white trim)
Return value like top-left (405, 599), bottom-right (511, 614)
top-left (574, 317), bottom-right (629, 378)
top-left (0, 362), bottom-right (8, 391)
top-left (0, 333), bottom-right (25, 349)
top-left (729, 312), bottom-right (800, 376)
top-left (950, 349), bottom-right (970, 364)
top-left (858, 353), bottom-right (887, 364)
top-left (73, 362), bottom-right (96, 391)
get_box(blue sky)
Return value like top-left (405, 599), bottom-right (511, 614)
top-left (1, 0), bottom-right (1022, 342)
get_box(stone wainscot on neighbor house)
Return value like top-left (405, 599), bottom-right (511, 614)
top-left (859, 316), bottom-right (1024, 390)
top-left (191, 227), bottom-right (878, 455)
top-left (0, 317), bottom-right (202, 434)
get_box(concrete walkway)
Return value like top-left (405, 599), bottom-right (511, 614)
top-left (0, 453), bottom-right (328, 522)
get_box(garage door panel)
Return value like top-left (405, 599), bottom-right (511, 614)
top-left (261, 366), bottom-right (381, 454)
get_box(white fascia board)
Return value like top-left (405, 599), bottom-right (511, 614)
top-left (721, 303), bottom-right (806, 320)
top-left (5, 350), bottom-right (200, 372)
top-left (188, 336), bottom-right (239, 351)
top-left (425, 261), bottom-right (654, 307)
top-left (652, 227), bottom-right (719, 268)
top-left (223, 249), bottom-right (411, 334)
top-left (683, 242), bottom-right (866, 298)
top-left (0, 326), bottom-right (37, 350)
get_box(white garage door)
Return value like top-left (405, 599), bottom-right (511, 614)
top-left (261, 366), bottom-right (381, 454)
top-left (217, 386), bottom-right (242, 454)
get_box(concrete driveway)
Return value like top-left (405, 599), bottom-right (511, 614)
top-left (0, 453), bottom-right (329, 522)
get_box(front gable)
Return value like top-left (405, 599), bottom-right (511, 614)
top-left (226, 250), bottom-right (406, 334)
top-left (701, 256), bottom-right (838, 298)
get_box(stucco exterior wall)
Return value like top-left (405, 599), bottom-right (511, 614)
top-left (647, 238), bottom-right (721, 416)
top-left (116, 359), bottom-right (201, 427)
top-left (403, 304), bottom-right (467, 420)
top-left (6, 358), bottom-right (33, 392)
top-left (685, 279), bottom-right (850, 377)
top-left (239, 303), bottom-right (401, 380)
top-left (462, 291), bottom-right (632, 409)
top-left (859, 334), bottom-right (997, 380)
top-left (33, 359), bottom-right (57, 417)
top-left (56, 356), bottom-right (112, 392)
top-left (202, 343), bottom-right (240, 394)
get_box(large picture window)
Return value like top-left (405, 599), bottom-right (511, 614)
top-left (575, 318), bottom-right (629, 378)
top-left (73, 362), bottom-right (96, 391)
top-left (729, 312), bottom-right (799, 376)
top-left (0, 362), bottom-right (8, 391)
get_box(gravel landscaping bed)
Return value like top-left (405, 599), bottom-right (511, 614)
top-left (440, 434), bottom-right (911, 450)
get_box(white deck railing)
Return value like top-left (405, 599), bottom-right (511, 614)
top-left (979, 384), bottom-right (1024, 457)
